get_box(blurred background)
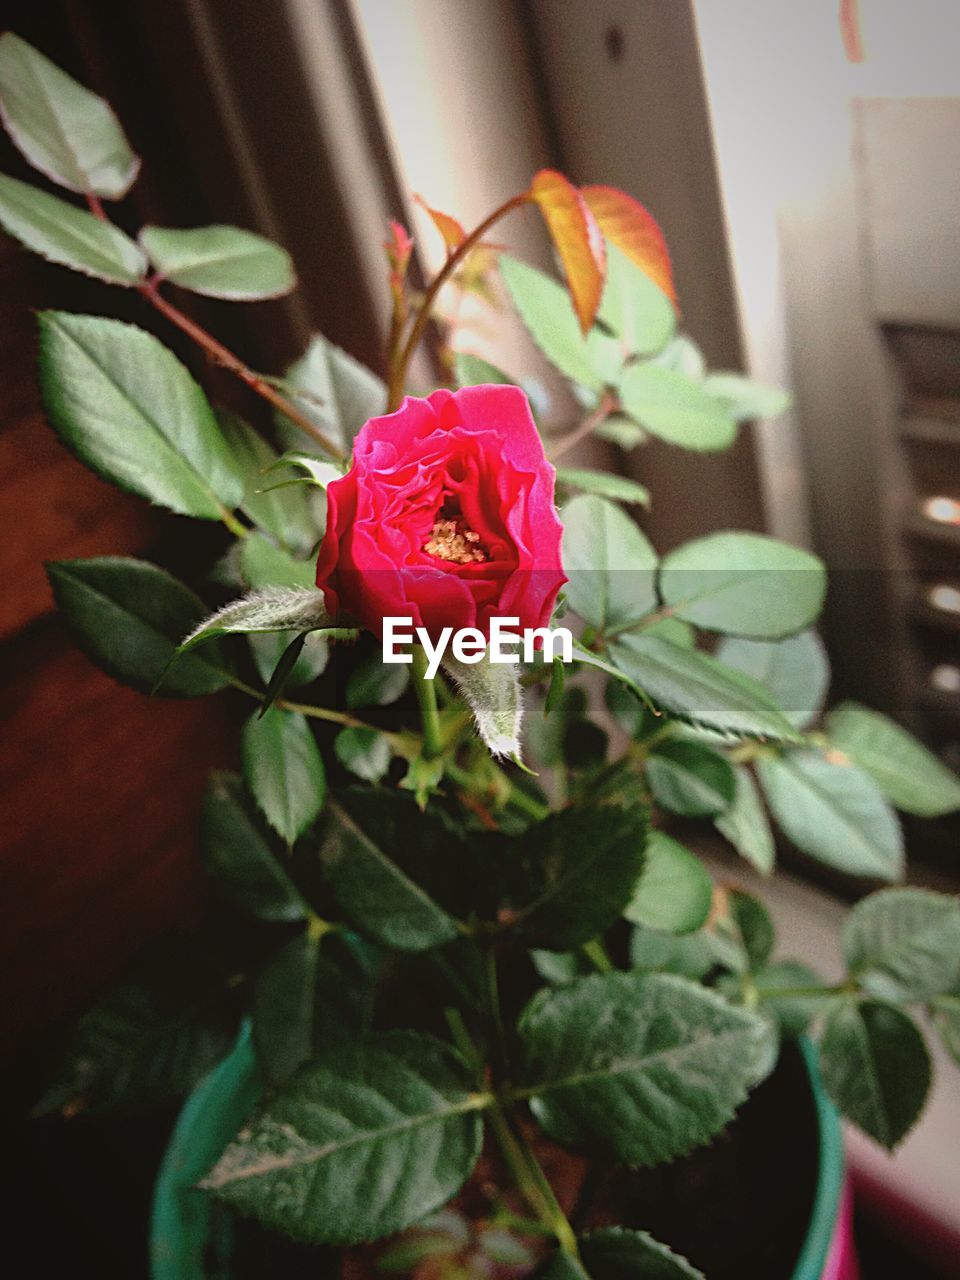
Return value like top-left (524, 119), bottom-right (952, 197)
top-left (1, 0), bottom-right (959, 1275)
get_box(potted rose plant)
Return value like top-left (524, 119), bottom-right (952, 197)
top-left (3, 33), bottom-right (960, 1280)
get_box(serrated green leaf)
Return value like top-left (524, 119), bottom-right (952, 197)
top-left (629, 924), bottom-right (740, 981)
top-left (537, 1227), bottom-right (704, 1280)
top-left (317, 793), bottom-right (460, 951)
top-left (335, 726), bottom-right (392, 782)
top-left (454, 351), bottom-right (513, 387)
top-left (825, 702), bottom-right (960, 817)
top-left (757, 749), bottom-right (904, 880)
top-left (597, 240), bottom-right (676, 357)
top-left (347, 647), bottom-right (410, 708)
top-left (819, 999), bottom-right (930, 1149)
top-left (715, 765), bottom-right (776, 873)
top-left (607, 632), bottom-right (800, 741)
top-left (727, 889), bottom-right (775, 970)
top-left (178, 588), bottom-right (331, 658)
top-left (645, 739), bottom-right (735, 818)
top-left (511, 806), bottom-right (647, 949)
top-left (0, 33), bottom-right (139, 197)
top-left (252, 931), bottom-right (375, 1084)
top-left (239, 533), bottom-right (317, 590)
top-left (442, 650), bottom-right (523, 758)
top-left (619, 363), bottom-right (736, 452)
top-left (217, 411), bottom-right (318, 553)
top-left (930, 992), bottom-right (960, 1068)
top-left (526, 686), bottom-right (588, 769)
top-left (38, 311), bottom-right (244, 519)
top-left (716, 630), bottom-right (829, 730)
top-left (555, 467), bottom-right (650, 506)
top-left (659, 532), bottom-right (826, 639)
top-left (249, 629), bottom-right (329, 689)
top-left (242, 707), bottom-right (325, 843)
top-left (562, 494), bottom-right (658, 632)
top-left (624, 833), bottom-right (712, 934)
top-left (200, 773), bottom-right (306, 922)
top-left (47, 556), bottom-right (231, 697)
top-left (276, 333), bottom-right (386, 456)
top-left (140, 224), bottom-right (295, 299)
top-left (34, 936), bottom-right (237, 1118)
top-left (499, 254), bottom-right (601, 390)
top-left (843, 888), bottom-right (960, 1002)
top-left (202, 1031), bottom-right (484, 1244)
top-left (0, 173), bottom-right (145, 282)
top-left (151, 1022), bottom-right (262, 1280)
top-left (702, 372), bottom-right (789, 422)
top-left (518, 971), bottom-right (771, 1164)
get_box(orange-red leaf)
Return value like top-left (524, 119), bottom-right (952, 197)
top-left (414, 195), bottom-right (466, 252)
top-left (581, 184), bottom-right (676, 309)
top-left (839, 0), bottom-right (865, 63)
top-left (529, 169), bottom-right (605, 333)
top-left (384, 220), bottom-right (413, 274)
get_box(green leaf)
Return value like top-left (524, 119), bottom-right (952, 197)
top-left (562, 494), bottom-right (658, 632)
top-left (47, 556), bottom-right (231, 697)
top-left (511, 806), bottom-right (647, 949)
top-left (200, 773), bottom-right (306, 922)
top-left (38, 312), bottom-right (245, 519)
top-left (607, 633), bottom-right (800, 741)
top-left (317, 793), bottom-right (460, 951)
top-left (151, 1023), bottom-right (262, 1280)
top-left (556, 467), bottom-right (650, 506)
top-left (0, 33), bottom-right (139, 197)
top-left (0, 174), bottom-right (145, 282)
top-left (442, 651), bottom-right (523, 759)
top-left (335, 726), bottom-right (392, 782)
top-left (825, 701), bottom-right (960, 817)
top-left (527, 686), bottom-right (588, 768)
top-left (652, 335), bottom-right (706, 380)
top-left (538, 1227), bottom-right (704, 1280)
top-left (277, 333), bottom-right (386, 456)
top-left (454, 351), bottom-right (514, 387)
top-left (618, 363), bottom-right (736, 452)
top-left (752, 961), bottom-right (829, 1036)
top-left (140, 224), bottom-right (295, 299)
top-left (727, 889), bottom-right (775, 970)
top-left (347, 647), bottom-right (410, 708)
top-left (702, 372), bottom-right (789, 422)
top-left (217, 410), bottom-right (318, 553)
top-left (594, 414), bottom-right (648, 449)
top-left (930, 992), bottom-right (960, 1068)
top-left (629, 924), bottom-right (740, 982)
top-left (645, 739), bottom-right (735, 818)
top-left (715, 765), bottom-right (776, 873)
top-left (252, 931), bottom-right (375, 1084)
top-left (499, 254), bottom-right (601, 390)
top-left (178, 588), bottom-right (331, 656)
top-left (757, 749), bottom-right (904, 880)
top-left (819, 1000), bottom-right (930, 1149)
top-left (249, 629), bottom-right (329, 689)
top-left (716, 630), bottom-right (829, 730)
top-left (842, 888), bottom-right (960, 1002)
top-left (659, 533), bottom-right (826, 639)
top-left (34, 936), bottom-right (237, 1118)
top-left (624, 833), bottom-right (712, 934)
top-left (597, 241), bottom-right (676, 356)
top-left (239, 533), bottom-right (317, 590)
top-left (242, 707), bottom-right (325, 843)
top-left (518, 971), bottom-right (771, 1164)
top-left (201, 1030), bottom-right (484, 1244)
top-left (531, 949), bottom-right (593, 986)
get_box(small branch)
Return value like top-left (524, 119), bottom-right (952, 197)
top-left (228, 674), bottom-right (403, 741)
top-left (549, 391), bottom-right (618, 462)
top-left (387, 192), bottom-right (530, 409)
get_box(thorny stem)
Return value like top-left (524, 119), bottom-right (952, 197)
top-left (549, 390), bottom-right (619, 462)
top-left (387, 192), bottom-right (530, 409)
top-left (411, 646), bottom-right (444, 758)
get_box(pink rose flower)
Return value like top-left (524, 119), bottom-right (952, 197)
top-left (315, 385), bottom-right (566, 641)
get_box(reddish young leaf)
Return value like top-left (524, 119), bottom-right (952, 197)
top-left (528, 169), bottom-right (605, 333)
top-left (414, 195), bottom-right (466, 252)
top-left (384, 220), bottom-right (413, 312)
top-left (581, 184), bottom-right (676, 309)
top-left (839, 0), bottom-right (865, 63)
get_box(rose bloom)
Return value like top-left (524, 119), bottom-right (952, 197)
top-left (315, 385), bottom-right (566, 641)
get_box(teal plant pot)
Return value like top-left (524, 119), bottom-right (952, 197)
top-left (151, 1032), bottom-right (853, 1280)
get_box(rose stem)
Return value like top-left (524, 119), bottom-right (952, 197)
top-left (410, 645), bottom-right (444, 758)
top-left (386, 192), bottom-right (530, 409)
top-left (83, 195), bottom-right (346, 461)
top-left (549, 389), bottom-right (618, 461)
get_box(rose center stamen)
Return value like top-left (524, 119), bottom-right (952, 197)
top-left (423, 515), bottom-right (488, 564)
